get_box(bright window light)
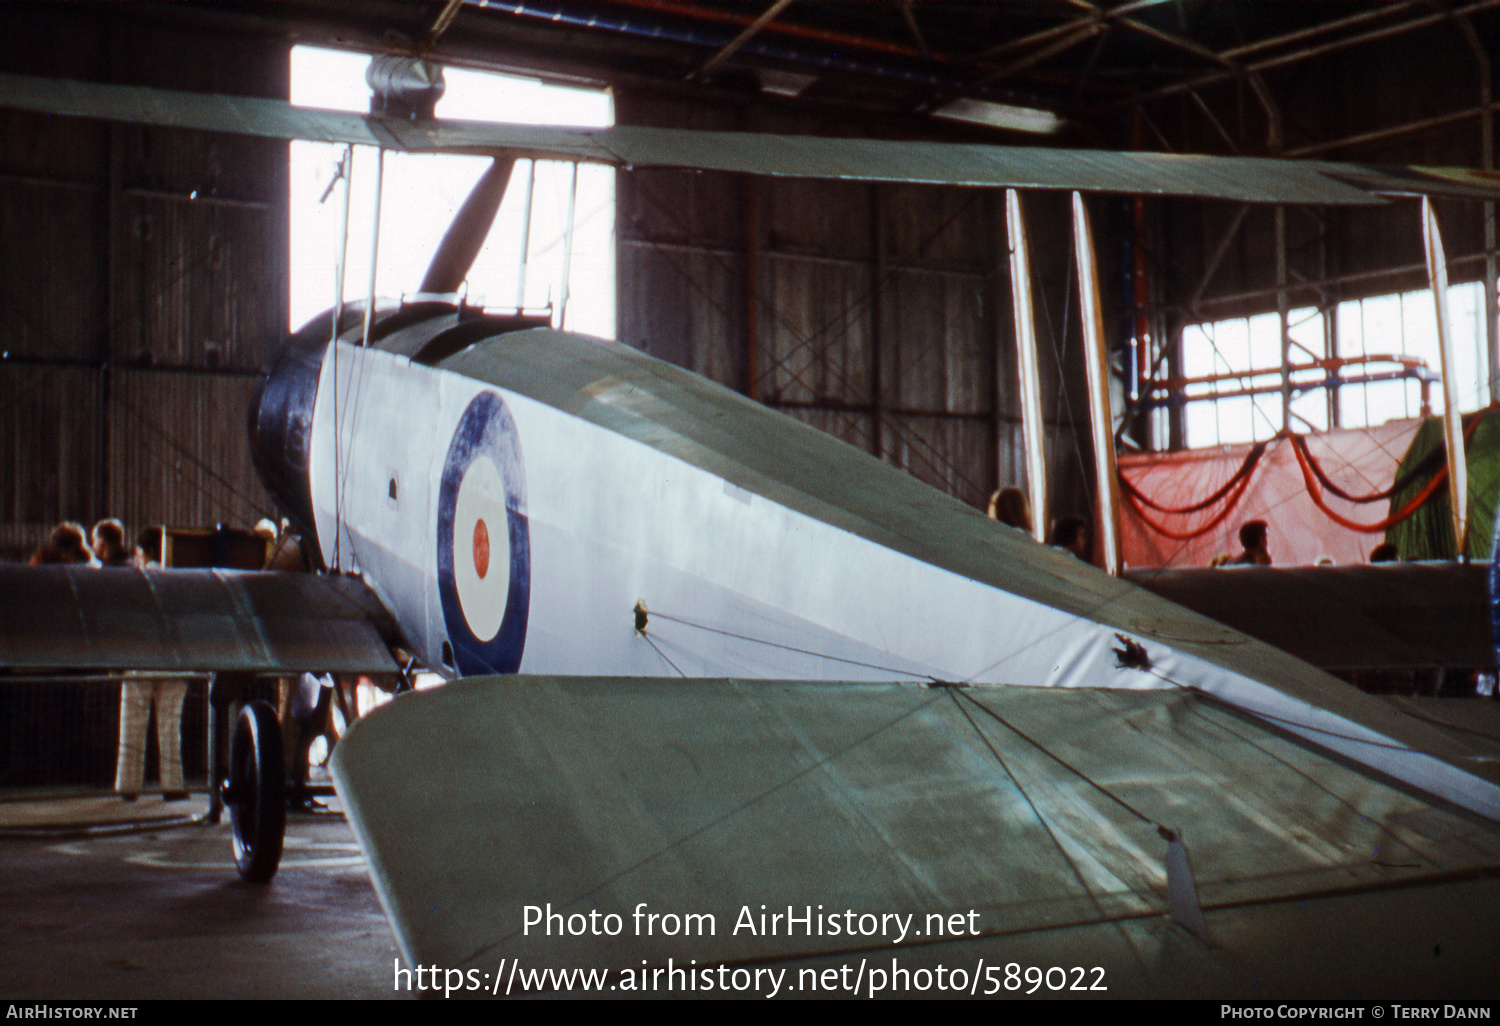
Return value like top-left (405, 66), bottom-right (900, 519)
top-left (1180, 280), bottom-right (1492, 448)
top-left (289, 46), bottom-right (615, 338)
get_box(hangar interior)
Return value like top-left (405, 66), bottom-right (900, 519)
top-left (8, 2), bottom-right (1500, 1001)
top-left (4, 0), bottom-right (1500, 569)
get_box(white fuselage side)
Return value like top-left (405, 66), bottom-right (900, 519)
top-left (308, 339), bottom-right (1129, 686)
top-left (306, 335), bottom-right (1500, 822)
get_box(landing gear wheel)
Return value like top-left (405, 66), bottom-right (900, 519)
top-left (225, 700), bottom-right (286, 884)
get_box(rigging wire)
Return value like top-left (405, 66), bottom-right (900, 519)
top-left (329, 143), bottom-right (353, 571)
top-left (942, 687), bottom-right (1113, 916)
top-left (645, 609), bottom-right (928, 678)
top-left (943, 686), bottom-right (1159, 969)
top-left (639, 629), bottom-right (688, 678)
top-left (950, 686), bottom-right (1161, 829)
top-left (1167, 690), bottom-right (1432, 860)
top-left (1141, 665), bottom-right (1498, 762)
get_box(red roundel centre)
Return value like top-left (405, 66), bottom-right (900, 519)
top-left (472, 519), bottom-right (491, 579)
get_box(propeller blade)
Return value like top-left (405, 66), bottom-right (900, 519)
top-left (419, 157), bottom-right (515, 295)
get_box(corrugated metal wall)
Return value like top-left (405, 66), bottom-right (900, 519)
top-left (0, 8), bottom-right (286, 561)
top-left (617, 93), bottom-right (1092, 526)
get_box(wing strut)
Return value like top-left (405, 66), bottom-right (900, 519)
top-left (1422, 197), bottom-right (1469, 554)
top-left (361, 149), bottom-right (386, 348)
top-left (1005, 190), bottom-right (1048, 545)
top-left (1072, 192), bottom-right (1124, 575)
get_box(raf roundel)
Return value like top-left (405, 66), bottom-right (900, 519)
top-left (436, 391), bottom-right (530, 675)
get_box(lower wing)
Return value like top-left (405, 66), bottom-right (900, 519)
top-left (0, 565), bottom-right (398, 675)
top-left (332, 674), bottom-right (1500, 998)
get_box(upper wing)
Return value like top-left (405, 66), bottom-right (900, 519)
top-left (0, 565), bottom-right (398, 675)
top-left (2, 69), bottom-right (1491, 206)
top-left (331, 674), bottom-right (1500, 997)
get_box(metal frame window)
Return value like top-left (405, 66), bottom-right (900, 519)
top-left (289, 46), bottom-right (615, 337)
top-left (1178, 281), bottom-right (1491, 448)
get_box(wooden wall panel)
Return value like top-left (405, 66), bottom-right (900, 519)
top-left (618, 242), bottom-right (743, 389)
top-left (760, 253), bottom-right (873, 407)
top-left (0, 8), bottom-right (288, 556)
top-left (615, 90), bottom-right (1093, 533)
top-left (0, 179), bottom-right (106, 362)
top-left (0, 365), bottom-right (102, 530)
top-left (114, 194), bottom-right (278, 372)
top-left (107, 369), bottom-right (274, 536)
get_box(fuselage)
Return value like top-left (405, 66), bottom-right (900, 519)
top-left (253, 301), bottom-right (1500, 821)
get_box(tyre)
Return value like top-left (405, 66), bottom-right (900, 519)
top-left (226, 700), bottom-right (286, 883)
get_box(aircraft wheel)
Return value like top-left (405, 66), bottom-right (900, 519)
top-left (225, 700), bottom-right (286, 884)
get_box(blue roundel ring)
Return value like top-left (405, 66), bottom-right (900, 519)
top-left (436, 391), bottom-right (530, 675)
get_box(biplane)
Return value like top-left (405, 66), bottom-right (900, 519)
top-left (2, 63), bottom-right (1500, 997)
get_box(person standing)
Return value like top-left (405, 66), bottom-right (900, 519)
top-left (90, 518), bottom-right (134, 566)
top-left (987, 487), bottom-right (1033, 533)
top-left (107, 520), bottom-right (188, 801)
top-left (28, 522), bottom-right (95, 565)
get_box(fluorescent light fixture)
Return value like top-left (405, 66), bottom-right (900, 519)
top-left (757, 68), bottom-right (817, 97)
top-left (932, 97), bottom-right (1062, 135)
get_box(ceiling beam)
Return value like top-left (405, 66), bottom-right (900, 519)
top-left (963, 0), bottom-right (1176, 64)
top-left (1118, 0), bottom-right (1500, 110)
top-left (696, 0), bottom-right (797, 78)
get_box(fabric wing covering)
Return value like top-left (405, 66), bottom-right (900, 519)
top-left (5, 71), bottom-right (1500, 205)
top-left (1387, 413), bottom-right (1500, 562)
top-left (0, 566), bottom-right (398, 674)
top-left (332, 675), bottom-right (1500, 998)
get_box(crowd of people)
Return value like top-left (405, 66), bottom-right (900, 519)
top-left (986, 486), bottom-right (1093, 562)
top-left (27, 519), bottom-right (159, 569)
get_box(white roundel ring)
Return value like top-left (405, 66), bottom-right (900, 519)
top-left (450, 454), bottom-right (511, 642)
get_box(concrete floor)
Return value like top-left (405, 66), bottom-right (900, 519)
top-left (0, 794), bottom-right (401, 999)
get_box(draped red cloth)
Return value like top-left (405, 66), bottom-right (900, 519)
top-left (1117, 419), bottom-right (1422, 568)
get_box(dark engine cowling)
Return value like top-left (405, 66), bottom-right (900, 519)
top-left (249, 311), bottom-right (358, 571)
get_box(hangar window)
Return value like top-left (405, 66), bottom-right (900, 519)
top-left (288, 46), bottom-right (615, 339)
top-left (1178, 280), bottom-right (1491, 448)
